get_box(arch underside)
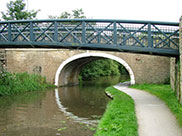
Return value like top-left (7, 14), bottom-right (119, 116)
top-left (55, 53), bottom-right (135, 86)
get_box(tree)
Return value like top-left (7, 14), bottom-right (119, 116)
top-left (72, 9), bottom-right (86, 19)
top-left (79, 59), bottom-right (123, 80)
top-left (59, 11), bottom-right (71, 19)
top-left (48, 8), bottom-right (86, 19)
top-left (1, 0), bottom-right (40, 20)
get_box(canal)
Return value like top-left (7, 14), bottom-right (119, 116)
top-left (0, 75), bottom-right (129, 136)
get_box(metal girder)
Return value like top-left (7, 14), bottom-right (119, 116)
top-left (11, 23), bottom-right (30, 41)
top-left (118, 23), bottom-right (147, 47)
top-left (0, 19), bottom-right (179, 56)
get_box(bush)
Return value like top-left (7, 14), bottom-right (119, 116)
top-left (0, 72), bottom-right (55, 96)
top-left (79, 59), bottom-right (128, 80)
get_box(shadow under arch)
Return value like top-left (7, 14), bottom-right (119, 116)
top-left (54, 52), bottom-right (135, 86)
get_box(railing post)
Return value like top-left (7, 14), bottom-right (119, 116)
top-left (148, 23), bottom-right (153, 47)
top-left (30, 21), bottom-right (34, 42)
top-left (113, 22), bottom-right (117, 45)
top-left (98, 32), bottom-right (101, 44)
top-left (54, 21), bottom-right (58, 42)
top-left (82, 21), bottom-right (86, 44)
top-left (123, 34), bottom-right (126, 46)
top-left (8, 23), bottom-right (12, 42)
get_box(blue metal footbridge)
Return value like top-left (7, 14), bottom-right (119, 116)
top-left (0, 19), bottom-right (179, 56)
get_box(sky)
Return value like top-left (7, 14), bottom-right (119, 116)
top-left (0, 0), bottom-right (182, 22)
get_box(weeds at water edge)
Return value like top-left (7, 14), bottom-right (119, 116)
top-left (0, 72), bottom-right (55, 96)
top-left (94, 87), bottom-right (138, 136)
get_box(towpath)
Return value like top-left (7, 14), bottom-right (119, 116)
top-left (114, 83), bottom-right (182, 136)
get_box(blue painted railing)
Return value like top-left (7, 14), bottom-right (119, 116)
top-left (0, 19), bottom-right (179, 56)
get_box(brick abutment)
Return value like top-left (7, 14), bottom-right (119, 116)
top-left (0, 49), bottom-right (7, 72)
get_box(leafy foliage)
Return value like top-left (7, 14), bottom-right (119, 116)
top-left (95, 87), bottom-right (138, 136)
top-left (0, 71), bottom-right (55, 96)
top-left (79, 59), bottom-right (128, 80)
top-left (1, 0), bottom-right (40, 20)
top-left (72, 9), bottom-right (86, 18)
top-left (59, 11), bottom-right (71, 19)
top-left (48, 8), bottom-right (86, 19)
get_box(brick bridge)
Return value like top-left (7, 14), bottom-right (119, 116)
top-left (0, 48), bottom-right (170, 86)
top-left (0, 19), bottom-right (179, 86)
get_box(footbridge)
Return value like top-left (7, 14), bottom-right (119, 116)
top-left (0, 19), bottom-right (180, 86)
top-left (0, 19), bottom-right (179, 56)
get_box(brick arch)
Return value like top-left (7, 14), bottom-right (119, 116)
top-left (55, 52), bottom-right (135, 86)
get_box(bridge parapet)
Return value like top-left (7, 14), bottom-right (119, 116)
top-left (0, 19), bottom-right (179, 56)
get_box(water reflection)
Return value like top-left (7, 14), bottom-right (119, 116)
top-left (57, 86), bottom-right (109, 118)
top-left (0, 90), bottom-right (95, 136)
top-left (0, 75), bottom-right (129, 136)
top-left (56, 75), bottom-right (129, 121)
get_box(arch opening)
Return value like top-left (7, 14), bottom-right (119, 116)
top-left (55, 53), bottom-right (135, 86)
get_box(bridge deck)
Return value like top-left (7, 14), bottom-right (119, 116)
top-left (0, 19), bottom-right (179, 56)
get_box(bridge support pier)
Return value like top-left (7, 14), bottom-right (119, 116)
top-left (179, 16), bottom-right (182, 103)
top-left (171, 16), bottom-right (182, 103)
top-left (0, 49), bottom-right (7, 72)
top-left (170, 57), bottom-right (180, 101)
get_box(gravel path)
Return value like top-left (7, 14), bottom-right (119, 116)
top-left (114, 83), bottom-right (182, 136)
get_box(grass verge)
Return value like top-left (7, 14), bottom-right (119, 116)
top-left (130, 84), bottom-right (182, 127)
top-left (0, 72), bottom-right (55, 96)
top-left (94, 86), bottom-right (138, 136)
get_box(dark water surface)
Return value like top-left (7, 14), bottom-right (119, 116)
top-left (0, 76), bottom-right (129, 136)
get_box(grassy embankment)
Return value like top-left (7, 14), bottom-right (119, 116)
top-left (94, 86), bottom-right (138, 136)
top-left (0, 71), bottom-right (55, 96)
top-left (131, 84), bottom-right (182, 127)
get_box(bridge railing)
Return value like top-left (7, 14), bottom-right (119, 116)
top-left (0, 19), bottom-right (179, 56)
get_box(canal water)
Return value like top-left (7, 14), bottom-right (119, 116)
top-left (0, 75), bottom-right (129, 136)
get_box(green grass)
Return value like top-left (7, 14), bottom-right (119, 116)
top-left (130, 84), bottom-right (182, 127)
top-left (0, 72), bottom-right (55, 96)
top-left (94, 87), bottom-right (138, 136)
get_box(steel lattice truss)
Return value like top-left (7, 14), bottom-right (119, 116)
top-left (0, 19), bottom-right (179, 56)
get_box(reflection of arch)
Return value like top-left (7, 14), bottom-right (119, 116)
top-left (55, 52), bottom-right (135, 86)
top-left (55, 88), bottom-right (98, 125)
